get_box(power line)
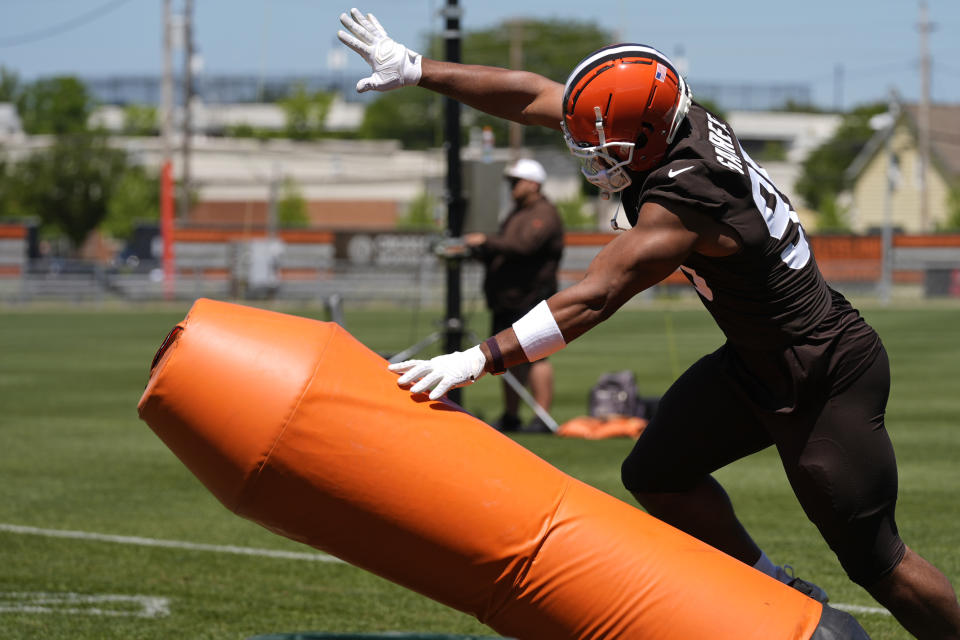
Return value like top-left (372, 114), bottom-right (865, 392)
top-left (0, 0), bottom-right (136, 48)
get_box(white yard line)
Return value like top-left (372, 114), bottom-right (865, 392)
top-left (1, 522), bottom-right (892, 617)
top-left (831, 603), bottom-right (892, 616)
top-left (0, 523), bottom-right (344, 563)
top-left (0, 592), bottom-right (171, 618)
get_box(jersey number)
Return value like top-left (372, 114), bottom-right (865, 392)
top-left (744, 150), bottom-right (810, 270)
top-left (681, 151), bottom-right (810, 300)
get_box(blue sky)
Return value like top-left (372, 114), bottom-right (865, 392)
top-left (2, 0), bottom-right (959, 110)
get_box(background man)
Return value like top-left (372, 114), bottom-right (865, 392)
top-left (339, 8), bottom-right (960, 638)
top-left (464, 158), bottom-right (564, 433)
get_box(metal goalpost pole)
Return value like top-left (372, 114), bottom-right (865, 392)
top-left (441, 0), bottom-right (466, 404)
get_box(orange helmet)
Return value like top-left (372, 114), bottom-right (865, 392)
top-left (562, 44), bottom-right (692, 197)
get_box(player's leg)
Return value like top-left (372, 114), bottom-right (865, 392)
top-left (779, 346), bottom-right (960, 638)
top-left (499, 362), bottom-right (527, 430)
top-left (523, 358), bottom-right (555, 432)
top-left (636, 476), bottom-right (765, 563)
top-left (869, 547), bottom-right (960, 640)
top-left (622, 346), bottom-right (771, 565)
top-left (527, 358), bottom-right (554, 412)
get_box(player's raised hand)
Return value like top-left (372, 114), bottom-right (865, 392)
top-left (388, 346), bottom-right (487, 401)
top-left (337, 8), bottom-right (422, 93)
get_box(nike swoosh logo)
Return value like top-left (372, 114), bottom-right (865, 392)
top-left (668, 166), bottom-right (694, 178)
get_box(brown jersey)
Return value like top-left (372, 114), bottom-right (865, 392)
top-left (623, 103), bottom-right (880, 409)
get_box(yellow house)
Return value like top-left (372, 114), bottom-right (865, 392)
top-left (845, 102), bottom-right (960, 233)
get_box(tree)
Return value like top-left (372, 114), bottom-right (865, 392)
top-left (16, 76), bottom-right (95, 135)
top-left (556, 191), bottom-right (595, 230)
top-left (397, 190), bottom-right (441, 230)
top-left (3, 74), bottom-right (153, 248)
top-left (813, 193), bottom-right (850, 232)
top-left (359, 89), bottom-right (443, 149)
top-left (0, 154), bottom-right (18, 218)
top-left (281, 84), bottom-right (334, 140)
top-left (943, 184), bottom-right (960, 231)
top-left (277, 178), bottom-right (309, 227)
top-left (123, 104), bottom-right (158, 136)
top-left (450, 19), bottom-right (613, 148)
top-left (102, 165), bottom-right (160, 239)
top-left (449, 19), bottom-right (611, 85)
top-left (7, 133), bottom-right (129, 248)
top-left (795, 102), bottom-right (887, 212)
top-left (755, 140), bottom-right (788, 163)
top-left (0, 66), bottom-right (20, 103)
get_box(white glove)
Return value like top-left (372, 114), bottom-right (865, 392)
top-left (337, 8), bottom-right (422, 93)
top-left (388, 345), bottom-right (487, 401)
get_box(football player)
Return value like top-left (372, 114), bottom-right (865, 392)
top-left (338, 9), bottom-right (960, 638)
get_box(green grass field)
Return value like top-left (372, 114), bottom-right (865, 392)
top-left (1, 299), bottom-right (959, 639)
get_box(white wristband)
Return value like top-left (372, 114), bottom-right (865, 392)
top-left (512, 300), bottom-right (566, 362)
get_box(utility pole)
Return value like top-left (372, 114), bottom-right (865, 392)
top-left (179, 0), bottom-right (194, 221)
top-left (917, 0), bottom-right (933, 231)
top-left (833, 63), bottom-right (844, 112)
top-left (880, 91), bottom-right (900, 306)
top-left (508, 19), bottom-right (524, 158)
top-left (161, 0), bottom-right (174, 171)
top-left (160, 0), bottom-right (176, 299)
top-left (441, 0), bottom-right (465, 405)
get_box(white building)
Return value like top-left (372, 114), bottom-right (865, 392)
top-left (726, 110), bottom-right (842, 215)
top-left (88, 95), bottom-right (364, 136)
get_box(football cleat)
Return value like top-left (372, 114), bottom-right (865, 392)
top-left (782, 565), bottom-right (830, 603)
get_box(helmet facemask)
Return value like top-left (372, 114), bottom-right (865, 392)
top-left (563, 107), bottom-right (635, 200)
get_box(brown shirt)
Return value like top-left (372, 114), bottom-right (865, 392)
top-left (476, 195), bottom-right (565, 313)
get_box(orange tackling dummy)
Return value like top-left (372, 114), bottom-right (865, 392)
top-left (137, 298), bottom-right (870, 639)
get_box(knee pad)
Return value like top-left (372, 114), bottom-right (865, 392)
top-left (792, 442), bottom-right (904, 587)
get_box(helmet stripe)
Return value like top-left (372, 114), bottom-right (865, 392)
top-left (563, 44), bottom-right (679, 108)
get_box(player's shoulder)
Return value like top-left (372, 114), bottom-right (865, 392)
top-left (662, 105), bottom-right (748, 176)
top-left (649, 111), bottom-right (748, 197)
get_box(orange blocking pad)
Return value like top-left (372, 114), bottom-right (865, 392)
top-left (138, 298), bottom-right (823, 640)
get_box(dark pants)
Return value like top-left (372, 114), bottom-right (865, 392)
top-left (621, 343), bottom-right (905, 586)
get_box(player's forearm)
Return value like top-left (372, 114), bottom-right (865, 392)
top-left (478, 253), bottom-right (668, 374)
top-left (545, 212), bottom-right (695, 346)
top-left (479, 283), bottom-right (615, 374)
top-left (419, 59), bottom-right (563, 129)
top-left (549, 277), bottom-right (632, 343)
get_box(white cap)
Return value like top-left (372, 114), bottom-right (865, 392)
top-left (504, 158), bottom-right (547, 184)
